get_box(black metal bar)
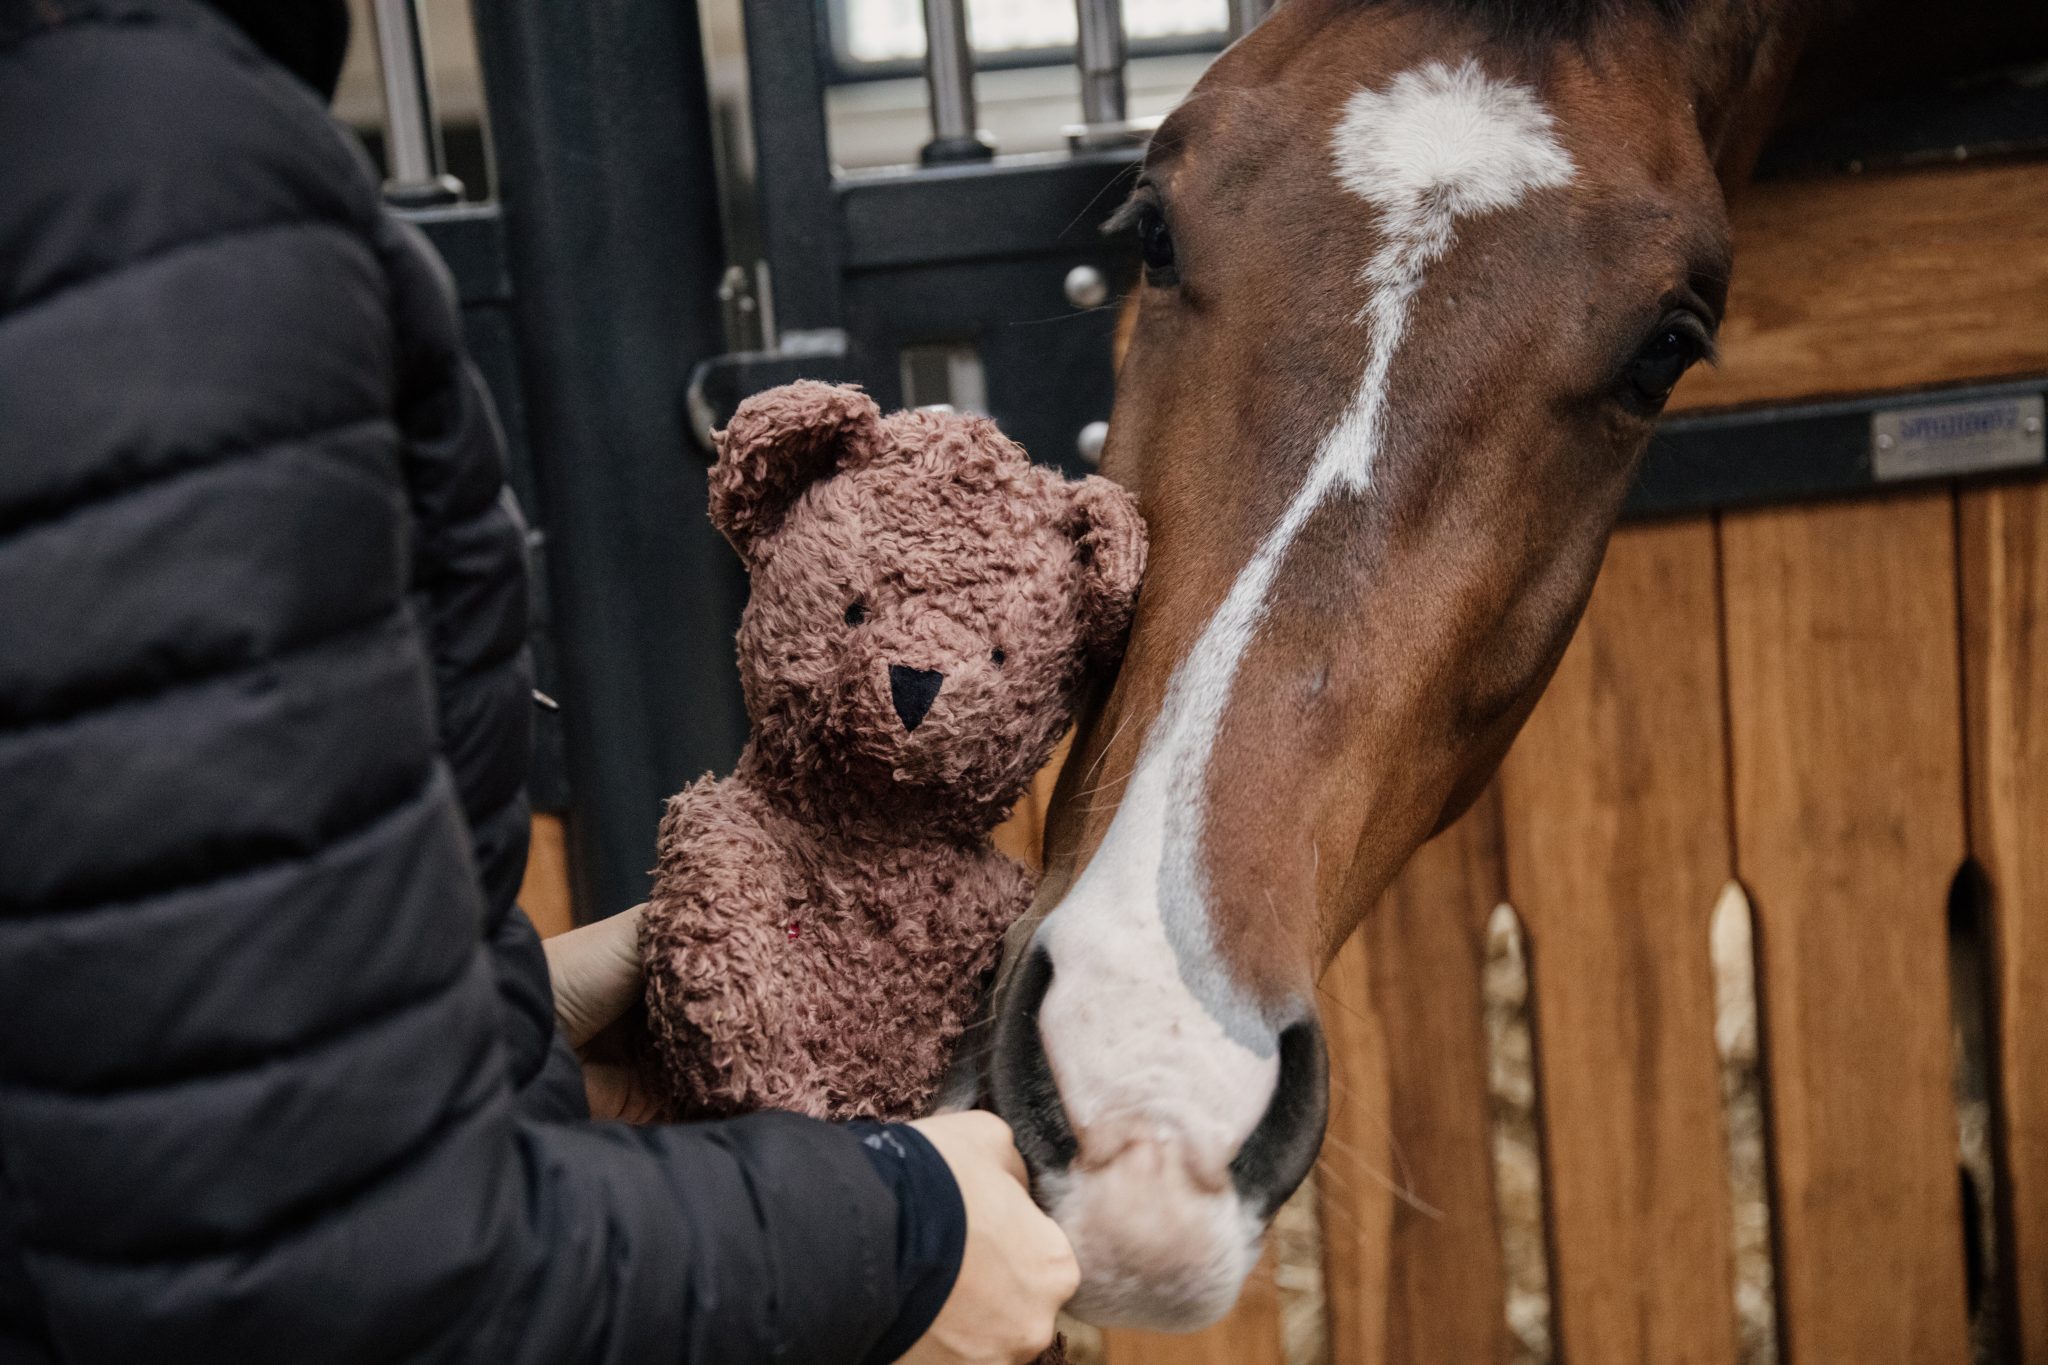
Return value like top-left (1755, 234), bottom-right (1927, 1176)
top-left (369, 0), bottom-right (463, 207)
top-left (839, 150), bottom-right (1141, 269)
top-left (1627, 376), bottom-right (2048, 519)
top-left (471, 0), bottom-right (749, 920)
top-left (920, 0), bottom-right (995, 164)
top-left (406, 204), bottom-right (510, 305)
top-left (1754, 67), bottom-right (2048, 180)
top-left (1074, 0), bottom-right (1129, 130)
top-left (408, 206), bottom-right (568, 813)
top-left (839, 254), bottom-right (1127, 473)
top-left (743, 0), bottom-right (846, 336)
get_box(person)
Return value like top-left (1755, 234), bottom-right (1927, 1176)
top-left (0, 1), bottom-right (1077, 1362)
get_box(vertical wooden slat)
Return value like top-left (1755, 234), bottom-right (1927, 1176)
top-left (1319, 929), bottom-right (1394, 1365)
top-left (1960, 479), bottom-right (2048, 1360)
top-left (1102, 1249), bottom-right (1285, 1365)
top-left (1497, 519), bottom-right (1739, 1365)
top-left (1721, 491), bottom-right (1970, 1364)
top-left (1320, 794), bottom-right (1512, 1365)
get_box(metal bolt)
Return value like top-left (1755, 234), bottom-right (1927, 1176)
top-left (1876, 433), bottom-right (1896, 451)
top-left (1077, 420), bottom-right (1110, 466)
top-left (1064, 265), bottom-right (1108, 309)
top-left (2024, 416), bottom-right (2043, 436)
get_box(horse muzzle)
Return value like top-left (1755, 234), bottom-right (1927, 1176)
top-left (990, 938), bottom-right (1329, 1330)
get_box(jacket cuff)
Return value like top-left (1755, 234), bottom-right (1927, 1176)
top-left (846, 1122), bottom-right (967, 1365)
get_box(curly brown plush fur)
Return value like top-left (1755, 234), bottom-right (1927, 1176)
top-left (641, 383), bottom-right (1146, 1128)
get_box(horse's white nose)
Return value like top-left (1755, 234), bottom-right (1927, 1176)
top-left (1074, 1112), bottom-right (1235, 1194)
top-left (990, 927), bottom-right (1328, 1330)
top-left (1046, 1133), bottom-right (1262, 1330)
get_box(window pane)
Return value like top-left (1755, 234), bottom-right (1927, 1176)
top-left (843, 0), bottom-right (1228, 63)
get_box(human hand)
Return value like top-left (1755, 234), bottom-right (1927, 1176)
top-left (899, 1112), bottom-right (1079, 1365)
top-left (542, 904), bottom-right (663, 1122)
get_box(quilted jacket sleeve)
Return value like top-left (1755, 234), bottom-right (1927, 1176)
top-left (0, 5), bottom-right (929, 1362)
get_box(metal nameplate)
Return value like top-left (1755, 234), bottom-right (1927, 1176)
top-left (1872, 394), bottom-right (2046, 482)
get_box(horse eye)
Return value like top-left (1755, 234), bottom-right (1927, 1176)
top-left (843, 598), bottom-right (868, 627)
top-left (1618, 322), bottom-right (1707, 414)
top-left (1136, 203), bottom-right (1179, 286)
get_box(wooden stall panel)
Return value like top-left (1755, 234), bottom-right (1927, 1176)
top-left (1721, 491), bottom-right (1970, 1365)
top-left (1497, 519), bottom-right (1738, 1365)
top-left (1319, 794), bottom-right (1513, 1365)
top-left (1669, 161), bottom-right (2048, 414)
top-left (1960, 480), bottom-right (2048, 1361)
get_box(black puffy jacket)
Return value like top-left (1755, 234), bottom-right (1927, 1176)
top-left (0, 2), bottom-right (958, 1360)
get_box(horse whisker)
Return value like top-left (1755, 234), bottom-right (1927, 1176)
top-left (1078, 709), bottom-right (1138, 787)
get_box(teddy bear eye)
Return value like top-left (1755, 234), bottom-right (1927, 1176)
top-left (991, 648), bottom-right (1007, 666)
top-left (843, 598), bottom-right (868, 627)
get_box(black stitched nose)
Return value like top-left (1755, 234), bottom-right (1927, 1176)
top-left (889, 665), bottom-right (944, 731)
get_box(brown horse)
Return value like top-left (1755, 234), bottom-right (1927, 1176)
top-left (984, 0), bottom-right (2048, 1331)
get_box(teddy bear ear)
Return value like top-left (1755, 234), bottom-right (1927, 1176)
top-left (709, 382), bottom-right (883, 555)
top-left (1064, 475), bottom-right (1149, 663)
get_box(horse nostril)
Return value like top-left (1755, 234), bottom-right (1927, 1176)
top-left (1230, 1016), bottom-right (1329, 1218)
top-left (992, 944), bottom-right (1079, 1175)
top-left (888, 664), bottom-right (944, 731)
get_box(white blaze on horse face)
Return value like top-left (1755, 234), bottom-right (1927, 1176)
top-left (1328, 58), bottom-right (1578, 490)
top-left (1031, 59), bottom-right (1574, 1324)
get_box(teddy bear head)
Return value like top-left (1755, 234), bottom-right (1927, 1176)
top-left (709, 382), bottom-right (1146, 833)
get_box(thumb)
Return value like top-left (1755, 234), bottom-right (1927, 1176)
top-left (544, 904), bottom-right (646, 1047)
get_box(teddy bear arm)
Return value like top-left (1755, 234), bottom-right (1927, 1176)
top-left (643, 784), bottom-right (819, 1117)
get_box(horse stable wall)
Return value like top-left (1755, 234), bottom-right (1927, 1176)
top-left (1088, 153), bottom-right (2048, 1365)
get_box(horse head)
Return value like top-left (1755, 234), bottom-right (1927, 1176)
top-left (988, 0), bottom-right (1801, 1328)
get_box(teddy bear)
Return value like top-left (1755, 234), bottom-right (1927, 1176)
top-left (640, 380), bottom-right (1147, 1129)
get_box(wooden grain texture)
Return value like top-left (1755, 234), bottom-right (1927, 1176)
top-left (1721, 490), bottom-right (1970, 1364)
top-left (1668, 160), bottom-right (2048, 414)
top-left (993, 731), bottom-right (1072, 873)
top-left (1497, 519), bottom-right (1739, 1365)
top-left (1102, 1249), bottom-right (1285, 1365)
top-left (1319, 929), bottom-right (1393, 1365)
top-left (1960, 479), bottom-right (2048, 1361)
top-left (521, 812), bottom-right (575, 938)
top-left (1320, 793), bottom-right (1513, 1365)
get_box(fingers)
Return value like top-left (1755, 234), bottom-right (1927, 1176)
top-left (1039, 1216), bottom-right (1081, 1302)
top-left (583, 1060), bottom-right (665, 1125)
top-left (999, 1176), bottom-right (1080, 1313)
top-left (903, 1111), bottom-right (1078, 1365)
top-left (961, 1111), bottom-right (1030, 1184)
top-left (543, 903), bottom-right (646, 1046)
